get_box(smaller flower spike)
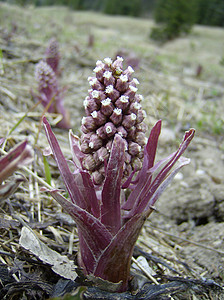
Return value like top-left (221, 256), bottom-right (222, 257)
top-left (34, 60), bottom-right (70, 129)
top-left (80, 57), bottom-right (148, 184)
top-left (45, 38), bottom-right (60, 75)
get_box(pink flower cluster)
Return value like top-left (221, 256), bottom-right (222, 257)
top-left (80, 57), bottom-right (147, 184)
top-left (34, 39), bottom-right (70, 129)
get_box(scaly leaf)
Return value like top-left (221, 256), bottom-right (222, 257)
top-left (47, 189), bottom-right (113, 269)
top-left (126, 128), bottom-right (195, 218)
top-left (122, 120), bottom-right (161, 210)
top-left (43, 117), bottom-right (89, 210)
top-left (101, 134), bottom-right (125, 235)
top-left (93, 212), bottom-right (147, 292)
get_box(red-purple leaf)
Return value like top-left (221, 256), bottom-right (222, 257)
top-left (145, 156), bottom-right (190, 210)
top-left (46, 189), bottom-right (112, 269)
top-left (75, 170), bottom-right (100, 218)
top-left (126, 129), bottom-right (195, 218)
top-left (69, 131), bottom-right (85, 169)
top-left (0, 141), bottom-right (33, 184)
top-left (122, 120), bottom-right (161, 210)
top-left (43, 117), bottom-right (88, 210)
top-left (101, 134), bottom-right (125, 235)
top-left (0, 175), bottom-right (26, 200)
top-left (93, 212), bottom-right (147, 292)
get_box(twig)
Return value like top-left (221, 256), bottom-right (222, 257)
top-left (132, 256), bottom-right (159, 285)
top-left (132, 257), bottom-right (176, 300)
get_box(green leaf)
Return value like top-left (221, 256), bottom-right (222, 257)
top-left (43, 155), bottom-right (51, 186)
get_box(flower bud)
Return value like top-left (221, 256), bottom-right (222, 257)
top-left (115, 95), bottom-right (129, 110)
top-left (92, 165), bottom-right (105, 185)
top-left (35, 60), bottom-right (58, 95)
top-left (123, 66), bottom-right (134, 80)
top-left (80, 141), bottom-right (91, 154)
top-left (116, 74), bottom-right (129, 92)
top-left (135, 131), bottom-right (147, 146)
top-left (96, 126), bottom-right (107, 139)
top-left (131, 157), bottom-right (142, 171)
top-left (93, 151), bottom-right (101, 167)
top-left (82, 154), bottom-right (96, 171)
top-left (122, 113), bottom-right (137, 129)
top-left (104, 57), bottom-right (113, 68)
top-left (88, 77), bottom-right (104, 91)
top-left (83, 97), bottom-right (98, 115)
top-left (129, 78), bottom-right (139, 87)
top-left (105, 85), bottom-right (120, 102)
top-left (136, 109), bottom-right (146, 123)
top-left (80, 132), bottom-right (93, 143)
top-left (136, 122), bottom-right (148, 133)
top-left (127, 126), bottom-right (136, 140)
top-left (81, 125), bottom-right (90, 134)
top-left (80, 56), bottom-right (148, 184)
top-left (96, 147), bottom-right (109, 162)
top-left (101, 98), bottom-right (114, 116)
top-left (91, 110), bottom-right (107, 126)
top-left (112, 56), bottom-right (123, 74)
top-left (128, 102), bottom-right (142, 114)
top-left (138, 150), bottom-right (144, 159)
top-left (104, 122), bottom-right (117, 138)
top-left (93, 63), bottom-right (104, 81)
top-left (92, 170), bottom-right (104, 185)
top-left (116, 126), bottom-right (127, 138)
top-left (89, 133), bottom-right (103, 150)
top-left (123, 163), bottom-right (132, 177)
top-left (135, 94), bottom-right (144, 103)
top-left (110, 108), bottom-right (122, 125)
top-left (128, 141), bottom-right (141, 156)
top-left (90, 90), bottom-right (106, 104)
top-left (124, 152), bottom-right (131, 164)
top-left (103, 71), bottom-right (115, 86)
top-left (124, 85), bottom-right (138, 102)
top-left (82, 116), bottom-right (96, 131)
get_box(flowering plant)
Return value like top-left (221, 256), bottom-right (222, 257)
top-left (34, 60), bottom-right (70, 129)
top-left (33, 38), bottom-right (70, 129)
top-left (43, 57), bottom-right (194, 292)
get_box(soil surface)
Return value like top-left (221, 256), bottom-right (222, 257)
top-left (0, 3), bottom-right (224, 299)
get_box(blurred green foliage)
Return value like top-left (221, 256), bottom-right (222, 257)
top-left (150, 0), bottom-right (196, 41)
top-left (0, 0), bottom-right (224, 28)
top-left (103, 0), bottom-right (142, 17)
top-left (196, 0), bottom-right (224, 27)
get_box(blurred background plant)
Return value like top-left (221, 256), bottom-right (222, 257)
top-left (32, 38), bottom-right (71, 129)
top-left (150, 0), bottom-right (197, 41)
top-left (1, 0), bottom-right (223, 28)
